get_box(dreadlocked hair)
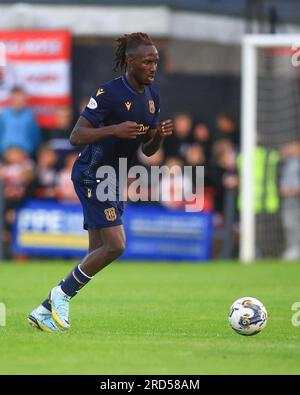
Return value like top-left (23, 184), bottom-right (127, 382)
top-left (114, 32), bottom-right (154, 72)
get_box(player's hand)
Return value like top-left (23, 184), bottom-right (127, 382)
top-left (114, 121), bottom-right (147, 139)
top-left (157, 120), bottom-right (173, 137)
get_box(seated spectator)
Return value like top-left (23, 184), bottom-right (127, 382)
top-left (213, 111), bottom-right (240, 149)
top-left (44, 105), bottom-right (76, 167)
top-left (55, 152), bottom-right (79, 202)
top-left (184, 143), bottom-right (214, 212)
top-left (163, 112), bottom-right (193, 160)
top-left (211, 139), bottom-right (238, 214)
top-left (0, 147), bottom-right (35, 258)
top-left (185, 142), bottom-right (205, 187)
top-left (160, 156), bottom-right (192, 210)
top-left (0, 146), bottom-right (35, 201)
top-left (34, 144), bottom-right (59, 199)
top-left (0, 86), bottom-right (41, 157)
top-left (185, 142), bottom-right (206, 167)
top-left (192, 122), bottom-right (212, 162)
top-left (210, 139), bottom-right (239, 258)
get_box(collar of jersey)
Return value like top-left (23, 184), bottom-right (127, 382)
top-left (121, 75), bottom-right (145, 96)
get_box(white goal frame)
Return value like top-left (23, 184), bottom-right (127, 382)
top-left (240, 34), bottom-right (300, 263)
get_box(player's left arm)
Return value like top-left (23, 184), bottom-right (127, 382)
top-left (142, 120), bottom-right (173, 157)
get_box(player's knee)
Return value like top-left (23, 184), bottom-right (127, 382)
top-left (105, 241), bottom-right (125, 258)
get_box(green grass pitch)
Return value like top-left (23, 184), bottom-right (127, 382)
top-left (0, 260), bottom-right (300, 374)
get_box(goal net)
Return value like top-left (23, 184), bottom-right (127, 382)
top-left (240, 35), bottom-right (300, 262)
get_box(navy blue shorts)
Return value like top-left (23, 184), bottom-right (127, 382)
top-left (73, 179), bottom-right (124, 230)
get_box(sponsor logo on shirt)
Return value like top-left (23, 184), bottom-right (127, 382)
top-left (137, 124), bottom-right (150, 134)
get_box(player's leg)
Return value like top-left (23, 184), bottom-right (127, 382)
top-left (50, 225), bottom-right (125, 330)
top-left (88, 228), bottom-right (104, 253)
top-left (29, 177), bottom-right (124, 332)
top-left (80, 225), bottom-right (126, 276)
top-left (28, 229), bottom-right (105, 332)
top-left (44, 228), bottom-right (104, 307)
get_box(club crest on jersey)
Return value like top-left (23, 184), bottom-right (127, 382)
top-left (87, 188), bottom-right (92, 199)
top-left (125, 101), bottom-right (132, 111)
top-left (87, 97), bottom-right (97, 109)
top-left (104, 207), bottom-right (117, 221)
top-left (96, 88), bottom-right (105, 97)
top-left (149, 100), bottom-right (155, 114)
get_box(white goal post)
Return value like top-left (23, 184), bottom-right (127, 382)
top-left (240, 34), bottom-right (300, 262)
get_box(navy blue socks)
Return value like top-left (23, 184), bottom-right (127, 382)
top-left (60, 264), bottom-right (93, 298)
top-left (41, 266), bottom-right (92, 311)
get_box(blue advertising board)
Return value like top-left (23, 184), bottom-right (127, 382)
top-left (13, 200), bottom-right (213, 261)
top-left (13, 200), bottom-right (87, 256)
top-left (123, 204), bottom-right (212, 261)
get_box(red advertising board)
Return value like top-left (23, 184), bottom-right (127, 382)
top-left (0, 30), bottom-right (71, 128)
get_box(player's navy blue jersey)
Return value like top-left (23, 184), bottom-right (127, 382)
top-left (71, 75), bottom-right (160, 183)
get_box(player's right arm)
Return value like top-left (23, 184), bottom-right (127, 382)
top-left (70, 117), bottom-right (142, 146)
top-left (70, 86), bottom-right (143, 146)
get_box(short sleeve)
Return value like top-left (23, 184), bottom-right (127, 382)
top-left (81, 86), bottom-right (112, 128)
top-left (149, 87), bottom-right (160, 129)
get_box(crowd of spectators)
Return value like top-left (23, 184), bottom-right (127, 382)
top-left (0, 86), bottom-right (241, 259)
top-left (1, 85), bottom-right (299, 261)
top-left (0, 87), bottom-right (79, 258)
